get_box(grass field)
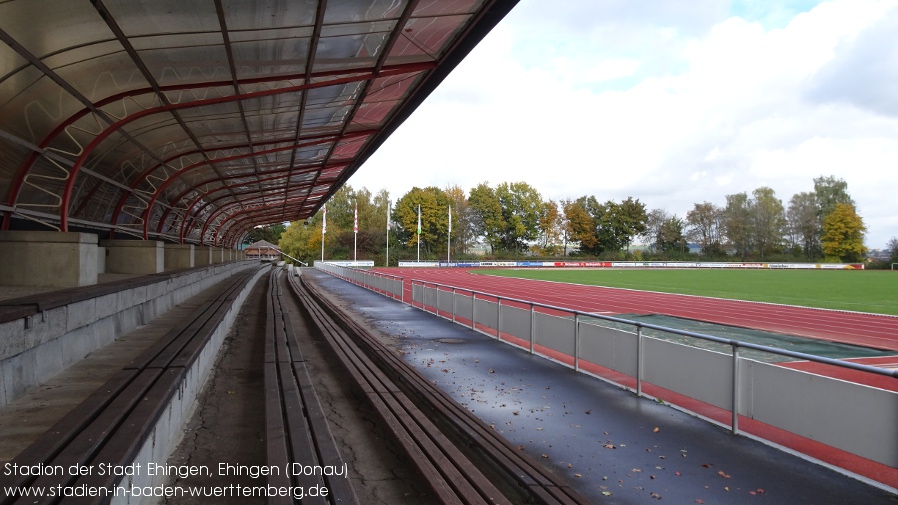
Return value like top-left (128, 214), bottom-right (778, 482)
top-left (475, 268), bottom-right (898, 316)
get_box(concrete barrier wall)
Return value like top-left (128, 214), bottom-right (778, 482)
top-left (643, 337), bottom-right (735, 409)
top-left (742, 359), bottom-right (898, 468)
top-left (535, 312), bottom-right (576, 357)
top-left (0, 261), bottom-right (257, 407)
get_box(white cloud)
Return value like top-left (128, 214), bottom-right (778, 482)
top-left (349, 0), bottom-right (898, 247)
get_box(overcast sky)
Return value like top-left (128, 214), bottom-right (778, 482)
top-left (348, 0), bottom-right (898, 248)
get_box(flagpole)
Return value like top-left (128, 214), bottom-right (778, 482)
top-left (416, 204), bottom-right (421, 263)
top-left (353, 200), bottom-right (358, 264)
top-left (447, 205), bottom-right (452, 263)
top-left (385, 199), bottom-right (390, 268)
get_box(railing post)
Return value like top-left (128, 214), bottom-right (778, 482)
top-left (496, 297), bottom-right (502, 340)
top-left (471, 292), bottom-right (477, 331)
top-left (529, 302), bottom-right (535, 354)
top-left (732, 344), bottom-right (740, 434)
top-left (452, 288), bottom-right (457, 323)
top-left (574, 313), bottom-right (581, 372)
top-left (636, 324), bottom-right (644, 397)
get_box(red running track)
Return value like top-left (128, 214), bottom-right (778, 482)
top-left (387, 268), bottom-right (898, 352)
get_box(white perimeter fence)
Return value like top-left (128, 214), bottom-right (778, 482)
top-left (315, 262), bottom-right (898, 481)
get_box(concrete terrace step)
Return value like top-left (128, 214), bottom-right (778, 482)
top-left (0, 273), bottom-right (252, 466)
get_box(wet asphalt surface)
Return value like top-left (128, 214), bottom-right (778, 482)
top-left (307, 269), bottom-right (897, 504)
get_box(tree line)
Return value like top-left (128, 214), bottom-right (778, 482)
top-left (272, 175), bottom-right (870, 265)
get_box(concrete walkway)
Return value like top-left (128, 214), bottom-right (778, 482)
top-left (305, 269), bottom-right (897, 505)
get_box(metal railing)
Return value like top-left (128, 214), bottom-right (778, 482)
top-left (315, 262), bottom-right (404, 303)
top-left (279, 251), bottom-right (308, 267)
top-left (313, 264), bottom-right (897, 475)
top-left (410, 279), bottom-right (898, 444)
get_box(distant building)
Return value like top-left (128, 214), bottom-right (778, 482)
top-left (245, 240), bottom-right (280, 260)
top-left (867, 249), bottom-right (889, 260)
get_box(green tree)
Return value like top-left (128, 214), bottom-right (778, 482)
top-left (245, 223), bottom-right (286, 245)
top-left (494, 181), bottom-right (544, 252)
top-left (686, 202), bottom-right (724, 257)
top-left (445, 185), bottom-right (472, 256)
top-left (724, 192), bottom-right (753, 260)
top-left (786, 192), bottom-right (820, 260)
top-left (468, 182), bottom-right (505, 254)
top-left (373, 188), bottom-right (391, 233)
top-left (394, 186), bottom-right (450, 256)
top-left (657, 215), bottom-right (687, 255)
top-left (814, 175), bottom-right (854, 223)
top-left (821, 203), bottom-right (867, 262)
top-left (617, 197), bottom-right (648, 252)
top-left (593, 200), bottom-right (621, 254)
top-left (643, 208), bottom-right (671, 253)
top-left (315, 184), bottom-right (386, 260)
top-left (750, 186), bottom-right (786, 260)
top-left (569, 197), bottom-right (647, 257)
top-left (326, 185), bottom-right (357, 231)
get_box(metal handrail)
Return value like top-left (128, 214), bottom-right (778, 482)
top-left (317, 262), bottom-right (404, 303)
top-left (410, 278), bottom-right (898, 379)
top-left (278, 250), bottom-right (308, 267)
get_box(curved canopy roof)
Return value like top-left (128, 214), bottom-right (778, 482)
top-left (0, 0), bottom-right (515, 247)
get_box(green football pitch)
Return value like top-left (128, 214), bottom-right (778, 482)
top-left (474, 268), bottom-right (898, 316)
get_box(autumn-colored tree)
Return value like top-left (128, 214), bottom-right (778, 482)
top-left (572, 196), bottom-right (603, 255)
top-left (821, 203), bottom-right (867, 262)
top-left (538, 199), bottom-right (562, 253)
top-left (278, 220), bottom-right (321, 264)
top-left (564, 198), bottom-right (596, 255)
